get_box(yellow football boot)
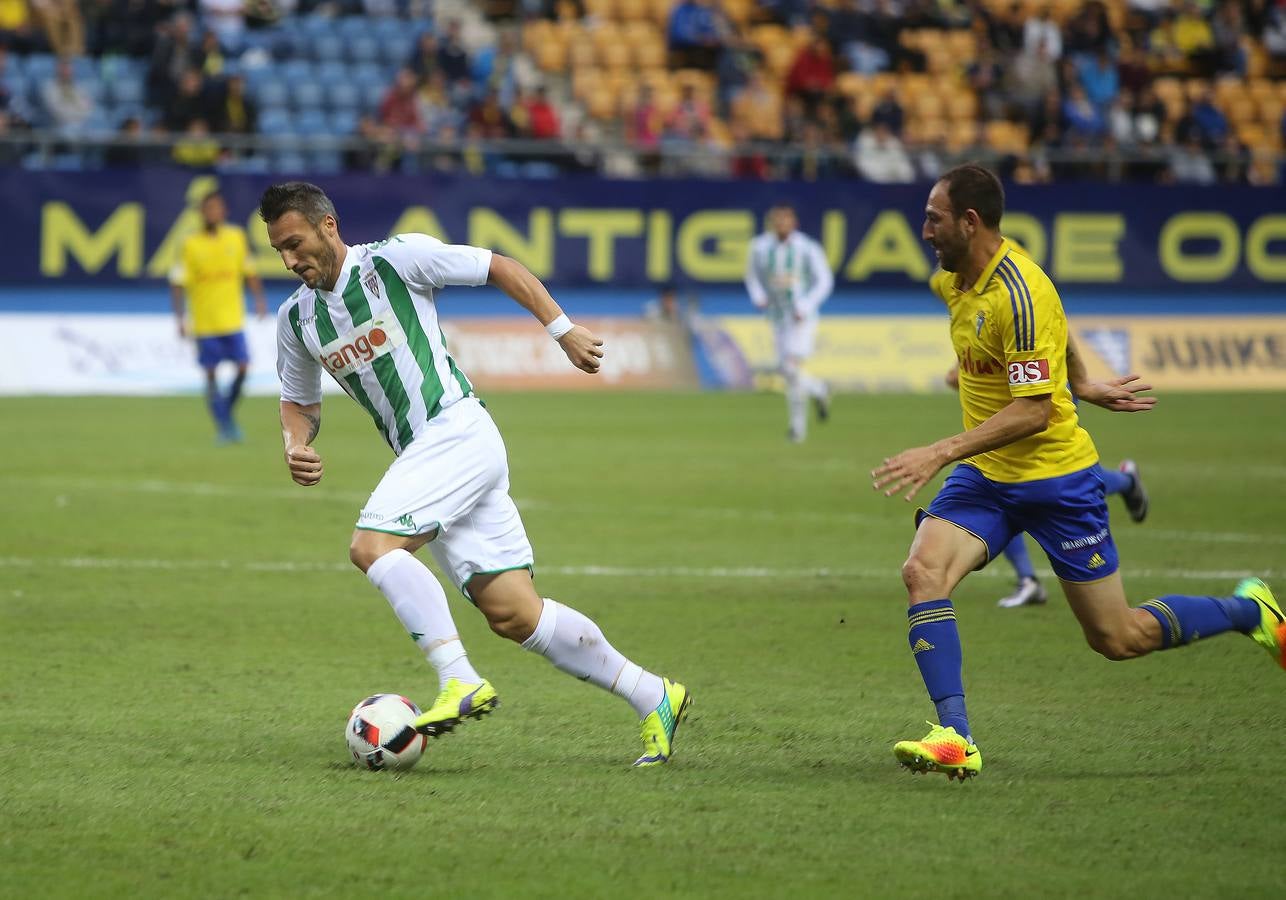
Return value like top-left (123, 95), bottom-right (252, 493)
top-left (894, 723), bottom-right (981, 781)
top-left (413, 678), bottom-right (499, 737)
top-left (1236, 578), bottom-right (1286, 669)
top-left (633, 679), bottom-right (691, 767)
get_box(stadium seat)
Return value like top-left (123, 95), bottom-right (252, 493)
top-left (255, 81), bottom-right (290, 109)
top-left (329, 109), bottom-right (359, 134)
top-left (315, 61), bottom-right (350, 88)
top-left (300, 15), bottom-right (335, 40)
top-left (363, 82), bottom-right (388, 111)
top-left (273, 150), bottom-right (309, 172)
top-left (350, 62), bottom-right (385, 89)
top-left (309, 150), bottom-right (344, 174)
top-left (292, 81), bottom-right (325, 111)
top-left (373, 16), bottom-right (428, 44)
top-left (328, 82), bottom-right (362, 111)
top-left (21, 54), bottom-right (57, 83)
top-left (258, 108), bottom-right (295, 136)
top-left (281, 60), bottom-right (315, 83)
top-left (295, 109), bottom-right (330, 135)
top-left (312, 35), bottom-right (345, 63)
top-left (349, 37), bottom-right (381, 65)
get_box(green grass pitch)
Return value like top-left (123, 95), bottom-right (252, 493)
top-left (2, 391), bottom-right (1284, 898)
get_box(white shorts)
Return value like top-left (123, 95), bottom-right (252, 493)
top-left (773, 315), bottom-right (818, 362)
top-left (356, 398), bottom-right (534, 598)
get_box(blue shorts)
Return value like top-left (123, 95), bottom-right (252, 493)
top-left (196, 332), bottom-right (249, 369)
top-left (917, 463), bottom-right (1119, 583)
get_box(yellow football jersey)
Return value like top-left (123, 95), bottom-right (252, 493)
top-left (930, 238), bottom-right (1098, 483)
top-left (172, 225), bottom-right (255, 337)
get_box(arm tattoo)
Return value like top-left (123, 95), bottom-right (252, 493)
top-left (303, 413), bottom-right (320, 443)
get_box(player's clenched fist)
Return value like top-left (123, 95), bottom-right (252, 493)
top-left (558, 324), bottom-right (605, 374)
top-left (286, 445), bottom-right (324, 486)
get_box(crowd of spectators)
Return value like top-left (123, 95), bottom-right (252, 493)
top-left (0, 0), bottom-right (1284, 183)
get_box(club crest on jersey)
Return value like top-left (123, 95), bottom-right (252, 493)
top-left (363, 270), bottom-right (381, 297)
top-left (318, 317), bottom-right (406, 379)
top-left (975, 310), bottom-right (986, 335)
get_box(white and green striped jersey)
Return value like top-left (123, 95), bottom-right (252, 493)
top-left (743, 230), bottom-right (834, 321)
top-left (276, 233), bottom-right (492, 455)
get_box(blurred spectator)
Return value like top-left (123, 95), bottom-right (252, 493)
top-left (786, 33), bottom-right (835, 112)
top-left (380, 67), bottom-right (424, 135)
top-left (628, 84), bottom-right (663, 150)
top-left (868, 0), bottom-right (926, 71)
top-left (147, 14), bottom-right (199, 108)
top-left (345, 115), bottom-right (400, 173)
top-left (643, 284), bottom-right (686, 323)
top-left (870, 89), bottom-right (904, 137)
top-left (1215, 132), bottom-right (1250, 183)
top-left (41, 58), bottom-right (95, 135)
top-left (716, 30), bottom-right (760, 114)
top-left (562, 119), bottom-right (601, 174)
top-left (1077, 49), bottom-right (1120, 111)
top-left (1146, 11), bottom-right (1188, 74)
top-left (1064, 0), bottom-right (1113, 57)
top-left (1264, 4), bottom-right (1286, 61)
top-left (854, 121), bottom-right (914, 183)
top-left (1063, 83), bottom-right (1106, 138)
top-left (731, 68), bottom-right (782, 140)
top-left (968, 38), bottom-right (1008, 120)
top-left (668, 0), bottom-right (725, 70)
top-left (93, 0), bottom-right (171, 58)
top-left (515, 85), bottom-right (560, 140)
top-left (1116, 40), bottom-right (1152, 94)
top-left (827, 0), bottom-right (872, 72)
top-left (1211, 0), bottom-right (1246, 75)
top-left (171, 117), bottom-right (220, 167)
top-left (728, 122), bottom-right (768, 178)
top-left (988, 1), bottom-right (1025, 55)
top-left (665, 83), bottom-right (711, 147)
top-left (30, 0), bottom-right (85, 58)
top-left (1023, 3), bottom-right (1062, 60)
top-left (1132, 83), bottom-right (1167, 144)
top-left (199, 0), bottom-right (246, 53)
top-left (214, 73), bottom-right (256, 134)
top-left (0, 0), bottom-right (39, 53)
top-left (417, 71), bottom-right (456, 136)
top-left (163, 68), bottom-right (212, 133)
top-left (104, 115), bottom-right (145, 167)
top-left (487, 31), bottom-right (538, 110)
top-left (1028, 87), bottom-right (1066, 144)
top-left (1168, 131), bottom-right (1216, 184)
top-left (1183, 83), bottom-right (1229, 146)
top-left (1173, 0), bottom-right (1217, 75)
top-left (0, 107), bottom-right (28, 165)
top-left (437, 21), bottom-right (471, 84)
top-left (199, 30), bottom-right (225, 79)
top-left (1008, 44), bottom-right (1058, 118)
top-left (468, 88), bottom-right (514, 139)
top-left (789, 121), bottom-right (842, 181)
top-left (409, 32), bottom-right (439, 79)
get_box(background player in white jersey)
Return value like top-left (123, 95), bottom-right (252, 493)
top-left (744, 204), bottom-right (834, 443)
top-left (261, 182), bottom-right (690, 768)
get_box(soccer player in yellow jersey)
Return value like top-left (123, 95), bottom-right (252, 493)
top-left (871, 164), bottom-right (1285, 780)
top-left (170, 190), bottom-right (268, 442)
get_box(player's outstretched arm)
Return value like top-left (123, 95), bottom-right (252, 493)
top-left (487, 253), bottom-right (604, 374)
top-left (281, 400), bottom-right (323, 486)
top-left (1066, 333), bottom-right (1156, 413)
top-left (872, 395), bottom-right (1051, 501)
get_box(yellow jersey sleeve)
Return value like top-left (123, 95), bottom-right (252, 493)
top-left (990, 255), bottom-right (1064, 399)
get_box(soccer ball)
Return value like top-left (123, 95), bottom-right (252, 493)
top-left (345, 693), bottom-right (427, 771)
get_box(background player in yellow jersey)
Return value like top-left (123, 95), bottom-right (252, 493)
top-left (170, 190), bottom-right (268, 442)
top-left (871, 164), bottom-right (1285, 780)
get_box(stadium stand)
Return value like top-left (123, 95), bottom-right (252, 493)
top-left (0, 0), bottom-right (1282, 182)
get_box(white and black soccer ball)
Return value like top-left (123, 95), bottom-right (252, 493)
top-left (345, 694), bottom-right (427, 771)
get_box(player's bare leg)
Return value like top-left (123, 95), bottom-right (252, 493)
top-left (1061, 571), bottom-right (1280, 664)
top-left (471, 569), bottom-right (690, 766)
top-left (894, 517), bottom-right (988, 780)
top-left (350, 528), bottom-right (493, 738)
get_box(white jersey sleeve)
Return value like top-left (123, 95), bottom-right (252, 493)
top-left (381, 233), bottom-right (493, 290)
top-left (796, 236), bottom-right (834, 317)
top-left (744, 235), bottom-right (769, 309)
top-left (276, 295), bottom-right (322, 405)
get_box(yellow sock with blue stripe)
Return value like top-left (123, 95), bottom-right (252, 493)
top-left (908, 599), bottom-right (970, 742)
top-left (1139, 594), bottom-right (1261, 648)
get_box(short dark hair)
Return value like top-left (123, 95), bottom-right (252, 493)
top-left (938, 163), bottom-right (1004, 229)
top-left (258, 181), bottom-right (337, 227)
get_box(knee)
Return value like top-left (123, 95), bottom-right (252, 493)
top-left (901, 554), bottom-right (949, 602)
top-left (483, 606), bottom-right (537, 643)
top-left (348, 535), bottom-right (383, 574)
top-left (1084, 620), bottom-right (1151, 661)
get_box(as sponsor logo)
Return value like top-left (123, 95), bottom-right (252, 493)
top-left (318, 317), bottom-right (406, 378)
top-left (1007, 358), bottom-right (1050, 385)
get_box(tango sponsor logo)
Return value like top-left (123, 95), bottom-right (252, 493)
top-left (318, 317), bottom-right (406, 379)
top-left (1007, 358), bottom-right (1051, 385)
top-left (1060, 527), bottom-right (1109, 551)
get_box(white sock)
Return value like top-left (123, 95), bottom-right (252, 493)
top-left (784, 366), bottom-right (806, 437)
top-left (521, 598), bottom-right (665, 718)
top-left (366, 549), bottom-right (482, 689)
top-left (800, 371), bottom-right (827, 400)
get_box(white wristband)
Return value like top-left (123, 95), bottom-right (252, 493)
top-left (545, 314), bottom-right (574, 340)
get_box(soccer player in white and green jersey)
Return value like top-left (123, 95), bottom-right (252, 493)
top-left (261, 182), bottom-right (690, 767)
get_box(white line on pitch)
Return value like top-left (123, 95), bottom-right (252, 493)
top-left (0, 555), bottom-right (1276, 583)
